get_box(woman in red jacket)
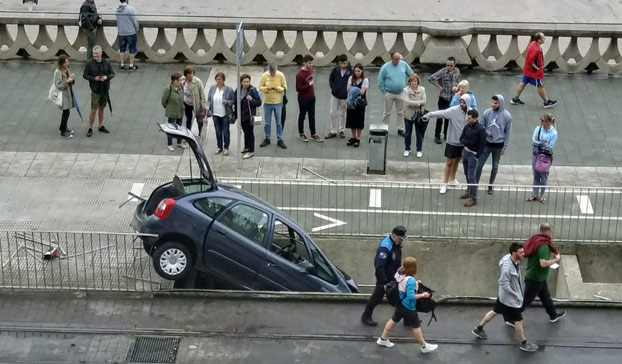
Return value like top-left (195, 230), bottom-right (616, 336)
top-left (510, 33), bottom-right (557, 109)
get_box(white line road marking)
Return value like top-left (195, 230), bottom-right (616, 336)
top-left (279, 207), bottom-right (622, 221)
top-left (576, 195), bottom-right (594, 214)
top-left (127, 183), bottom-right (145, 202)
top-left (312, 213), bottom-right (347, 232)
top-left (369, 189), bottom-right (382, 208)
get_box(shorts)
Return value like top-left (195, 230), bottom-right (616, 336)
top-left (119, 34), bottom-right (138, 54)
top-left (521, 75), bottom-right (544, 87)
top-left (493, 298), bottom-right (523, 323)
top-left (91, 92), bottom-right (108, 109)
top-left (391, 303), bottom-right (421, 328)
top-left (445, 144), bottom-right (464, 159)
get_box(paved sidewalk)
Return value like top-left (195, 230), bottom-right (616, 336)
top-left (0, 292), bottom-right (620, 363)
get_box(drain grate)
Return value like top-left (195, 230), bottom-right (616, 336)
top-left (127, 336), bottom-right (180, 363)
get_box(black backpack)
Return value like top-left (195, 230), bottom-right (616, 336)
top-left (416, 282), bottom-right (438, 326)
top-left (385, 281), bottom-right (399, 307)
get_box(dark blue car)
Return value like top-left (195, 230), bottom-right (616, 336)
top-left (131, 124), bottom-right (358, 293)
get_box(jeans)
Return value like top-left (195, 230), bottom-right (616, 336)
top-left (297, 97), bottom-right (316, 135)
top-left (404, 117), bottom-right (429, 151)
top-left (330, 96), bottom-right (347, 133)
top-left (476, 144), bottom-right (503, 185)
top-left (532, 149), bottom-right (549, 196)
top-left (382, 92), bottom-right (404, 130)
top-left (60, 109), bottom-right (70, 133)
top-left (242, 118), bottom-right (255, 152)
top-left (521, 279), bottom-right (558, 319)
top-left (166, 118), bottom-right (182, 145)
top-left (184, 102), bottom-right (197, 133)
top-left (264, 103), bottom-right (283, 141)
top-left (434, 97), bottom-right (451, 138)
top-left (462, 150), bottom-right (479, 199)
top-left (213, 115), bottom-right (230, 149)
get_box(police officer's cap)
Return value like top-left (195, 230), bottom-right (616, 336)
top-left (392, 225), bottom-right (408, 240)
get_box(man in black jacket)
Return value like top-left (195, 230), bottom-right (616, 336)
top-left (79, 0), bottom-right (102, 60)
top-left (361, 226), bottom-right (407, 326)
top-left (83, 45), bottom-right (115, 137)
top-left (460, 109), bottom-right (487, 207)
top-left (326, 54), bottom-right (351, 139)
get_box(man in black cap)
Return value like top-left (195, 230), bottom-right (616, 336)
top-left (361, 225), bottom-right (407, 326)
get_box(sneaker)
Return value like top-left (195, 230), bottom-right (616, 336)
top-left (223, 149), bottom-right (229, 156)
top-left (339, 131), bottom-right (346, 138)
top-left (260, 139), bottom-right (271, 147)
top-left (66, 129), bottom-right (75, 134)
top-left (86, 128), bottom-right (93, 137)
top-left (434, 136), bottom-right (442, 144)
top-left (376, 337), bottom-right (394, 348)
top-left (549, 310), bottom-right (567, 323)
top-left (128, 65), bottom-right (138, 71)
top-left (505, 321), bottom-right (515, 328)
top-left (311, 134), bottom-right (323, 142)
top-left (520, 341), bottom-right (538, 352)
top-left (167, 145), bottom-right (175, 152)
top-left (487, 186), bottom-right (494, 195)
top-left (60, 132), bottom-right (73, 139)
top-left (353, 139), bottom-right (360, 147)
top-left (403, 150), bottom-right (410, 157)
top-left (448, 180), bottom-right (460, 187)
top-left (179, 141), bottom-right (188, 149)
top-left (464, 199), bottom-right (477, 207)
top-left (215, 148), bottom-right (223, 154)
top-left (277, 140), bottom-right (287, 149)
top-left (98, 125), bottom-right (110, 133)
top-left (416, 151), bottom-right (423, 158)
top-left (544, 99), bottom-right (558, 108)
top-left (361, 315), bottom-right (378, 326)
top-left (472, 327), bottom-right (487, 340)
top-left (120, 64), bottom-right (125, 70)
top-left (325, 132), bottom-right (337, 139)
top-left (347, 138), bottom-right (356, 146)
top-left (421, 343), bottom-right (438, 354)
top-left (510, 97), bottom-right (525, 105)
top-left (241, 148), bottom-right (249, 154)
top-left (242, 152), bottom-right (254, 159)
top-left (440, 184), bottom-right (447, 194)
top-left (397, 129), bottom-right (405, 137)
top-left (299, 134), bottom-right (309, 142)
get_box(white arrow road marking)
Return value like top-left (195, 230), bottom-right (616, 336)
top-left (576, 195), bottom-right (594, 214)
top-left (312, 213), bottom-right (347, 232)
top-left (369, 189), bottom-right (382, 208)
top-left (127, 183), bottom-right (145, 202)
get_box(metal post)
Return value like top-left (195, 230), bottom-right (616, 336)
top-left (236, 22), bottom-right (244, 169)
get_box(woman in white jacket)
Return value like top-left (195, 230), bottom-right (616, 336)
top-left (54, 55), bottom-right (76, 138)
top-left (401, 74), bottom-right (427, 158)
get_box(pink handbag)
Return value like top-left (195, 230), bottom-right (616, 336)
top-left (535, 153), bottom-right (552, 173)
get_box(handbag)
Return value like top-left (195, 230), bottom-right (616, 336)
top-left (196, 107), bottom-right (208, 124)
top-left (412, 108), bottom-right (429, 122)
top-left (48, 71), bottom-right (63, 109)
top-left (535, 127), bottom-right (553, 173)
top-left (356, 96), bottom-right (367, 108)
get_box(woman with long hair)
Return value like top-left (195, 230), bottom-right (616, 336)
top-left (54, 55), bottom-right (76, 138)
top-left (345, 63), bottom-right (368, 147)
top-left (234, 74), bottom-right (262, 159)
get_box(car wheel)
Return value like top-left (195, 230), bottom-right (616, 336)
top-left (153, 242), bottom-right (194, 281)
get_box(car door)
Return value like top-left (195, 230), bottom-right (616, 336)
top-left (203, 202), bottom-right (270, 290)
top-left (253, 218), bottom-right (324, 292)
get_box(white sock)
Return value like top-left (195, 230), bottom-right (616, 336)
top-left (129, 64), bottom-right (134, 67)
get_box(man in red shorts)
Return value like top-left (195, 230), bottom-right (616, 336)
top-left (511, 32), bottom-right (557, 108)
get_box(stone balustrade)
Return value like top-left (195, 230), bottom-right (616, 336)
top-left (1, 13), bottom-right (621, 74)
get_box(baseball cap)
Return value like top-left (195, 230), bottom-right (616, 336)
top-left (392, 225), bottom-right (408, 240)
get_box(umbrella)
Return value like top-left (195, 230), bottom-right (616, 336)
top-left (106, 90), bottom-right (113, 116)
top-left (71, 87), bottom-right (84, 122)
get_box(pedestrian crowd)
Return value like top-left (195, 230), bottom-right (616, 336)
top-left (50, 1), bottom-right (559, 202)
top-left (364, 223), bottom-right (566, 355)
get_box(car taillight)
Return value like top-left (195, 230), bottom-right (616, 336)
top-left (154, 198), bottom-right (176, 219)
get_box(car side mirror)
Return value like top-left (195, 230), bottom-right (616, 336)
top-left (301, 261), bottom-right (316, 275)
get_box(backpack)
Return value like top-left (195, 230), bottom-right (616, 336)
top-left (416, 282), bottom-right (438, 326)
top-left (385, 281), bottom-right (399, 307)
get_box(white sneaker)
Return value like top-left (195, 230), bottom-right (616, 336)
top-left (242, 152), bottom-right (254, 159)
top-left (167, 145), bottom-right (175, 152)
top-left (416, 151), bottom-right (423, 158)
top-left (179, 141), bottom-right (189, 149)
top-left (376, 337), bottom-right (394, 348)
top-left (403, 150), bottom-right (410, 157)
top-left (440, 184), bottom-right (447, 194)
top-left (448, 179), bottom-right (460, 187)
top-left (421, 343), bottom-right (438, 354)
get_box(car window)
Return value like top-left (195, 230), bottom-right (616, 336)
top-left (308, 243), bottom-right (338, 285)
top-left (270, 220), bottom-right (311, 267)
top-left (194, 197), bottom-right (233, 218)
top-left (219, 204), bottom-right (268, 247)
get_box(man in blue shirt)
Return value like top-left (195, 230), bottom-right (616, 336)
top-left (361, 226), bottom-right (407, 326)
top-left (378, 53), bottom-right (413, 136)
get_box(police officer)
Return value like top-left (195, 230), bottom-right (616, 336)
top-left (361, 225), bottom-right (407, 326)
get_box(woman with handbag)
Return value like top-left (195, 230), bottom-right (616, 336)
top-left (345, 63), bottom-right (368, 147)
top-left (528, 113), bottom-right (557, 203)
top-left (207, 72), bottom-right (235, 156)
top-left (401, 74), bottom-right (427, 158)
top-left (181, 66), bottom-right (207, 140)
top-left (234, 74), bottom-right (262, 159)
top-left (54, 55), bottom-right (76, 139)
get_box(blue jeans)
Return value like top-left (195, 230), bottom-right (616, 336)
top-left (476, 144), bottom-right (503, 185)
top-left (213, 115), bottom-right (230, 149)
top-left (167, 118), bottom-right (182, 145)
top-left (532, 149), bottom-right (549, 196)
top-left (462, 150), bottom-right (479, 200)
top-left (264, 103), bottom-right (283, 141)
top-left (404, 118), bottom-right (429, 152)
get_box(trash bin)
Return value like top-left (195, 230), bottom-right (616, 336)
top-left (367, 123), bottom-right (389, 174)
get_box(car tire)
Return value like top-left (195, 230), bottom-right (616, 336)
top-left (152, 241), bottom-right (194, 281)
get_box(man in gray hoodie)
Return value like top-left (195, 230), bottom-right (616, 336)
top-left (116, 0), bottom-right (139, 71)
top-left (476, 95), bottom-right (513, 194)
top-left (471, 243), bottom-right (539, 352)
top-left (423, 94), bottom-right (472, 194)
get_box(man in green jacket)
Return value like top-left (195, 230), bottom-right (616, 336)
top-left (161, 72), bottom-right (186, 151)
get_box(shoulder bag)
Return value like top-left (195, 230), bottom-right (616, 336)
top-left (48, 71), bottom-right (63, 109)
top-left (535, 126), bottom-right (553, 173)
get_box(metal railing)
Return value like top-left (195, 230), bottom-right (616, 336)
top-left (0, 231), bottom-right (168, 292)
top-left (220, 178), bottom-right (622, 243)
